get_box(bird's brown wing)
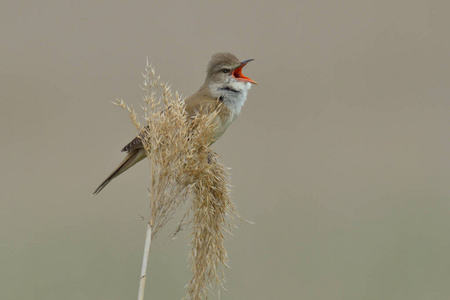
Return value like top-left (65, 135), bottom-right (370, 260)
top-left (184, 93), bottom-right (222, 117)
top-left (121, 135), bottom-right (144, 152)
top-left (121, 93), bottom-right (223, 153)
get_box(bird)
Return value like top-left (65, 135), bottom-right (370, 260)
top-left (93, 52), bottom-right (257, 195)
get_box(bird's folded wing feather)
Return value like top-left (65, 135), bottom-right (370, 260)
top-left (121, 95), bottom-right (223, 153)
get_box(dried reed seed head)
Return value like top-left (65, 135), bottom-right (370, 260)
top-left (119, 63), bottom-right (239, 299)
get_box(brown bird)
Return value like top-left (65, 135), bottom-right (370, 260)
top-left (93, 52), bottom-right (257, 195)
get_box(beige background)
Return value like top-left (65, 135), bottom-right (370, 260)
top-left (1, 1), bottom-right (450, 299)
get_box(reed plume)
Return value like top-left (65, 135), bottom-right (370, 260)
top-left (116, 60), bottom-right (239, 300)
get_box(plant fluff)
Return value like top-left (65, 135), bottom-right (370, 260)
top-left (116, 60), bottom-right (239, 300)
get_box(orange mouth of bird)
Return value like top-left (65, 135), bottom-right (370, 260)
top-left (232, 61), bottom-right (257, 85)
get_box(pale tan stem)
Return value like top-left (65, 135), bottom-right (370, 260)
top-left (138, 222), bottom-right (152, 300)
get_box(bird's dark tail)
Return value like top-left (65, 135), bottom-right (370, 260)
top-left (93, 148), bottom-right (146, 195)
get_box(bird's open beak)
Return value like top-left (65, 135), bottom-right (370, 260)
top-left (233, 59), bottom-right (258, 85)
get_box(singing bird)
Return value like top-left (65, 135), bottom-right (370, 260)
top-left (93, 52), bottom-right (257, 195)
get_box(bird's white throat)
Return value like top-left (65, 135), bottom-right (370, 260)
top-left (209, 80), bottom-right (252, 118)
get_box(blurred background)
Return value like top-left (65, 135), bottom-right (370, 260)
top-left (1, 1), bottom-right (450, 299)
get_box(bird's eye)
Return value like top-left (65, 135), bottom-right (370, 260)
top-left (222, 68), bottom-right (231, 73)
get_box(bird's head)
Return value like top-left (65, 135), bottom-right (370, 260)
top-left (205, 53), bottom-right (257, 93)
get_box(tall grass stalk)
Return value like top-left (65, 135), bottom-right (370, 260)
top-left (116, 60), bottom-right (239, 299)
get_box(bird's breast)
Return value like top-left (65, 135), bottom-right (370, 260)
top-left (209, 105), bottom-right (235, 143)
